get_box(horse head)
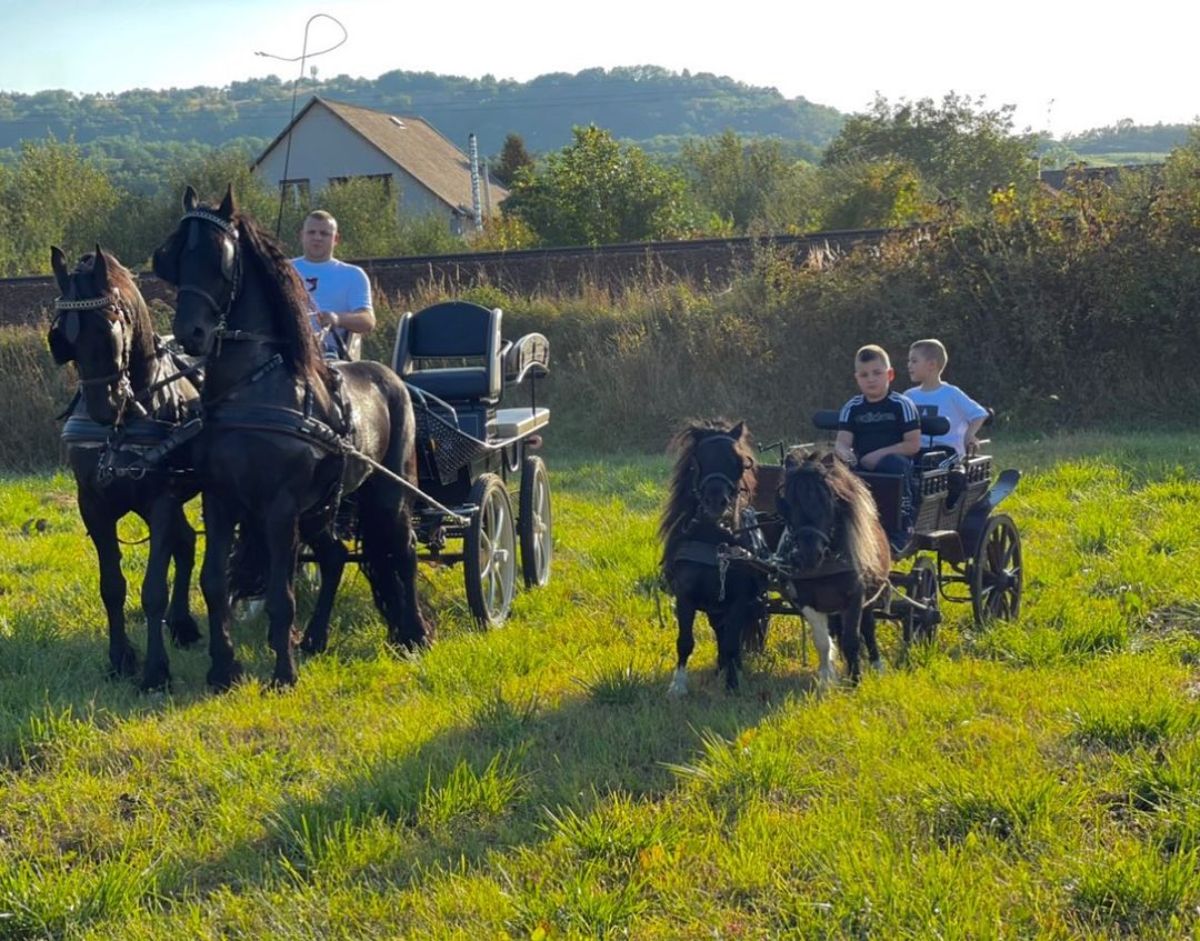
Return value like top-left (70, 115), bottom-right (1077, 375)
top-left (778, 450), bottom-right (844, 571)
top-left (49, 245), bottom-right (139, 425)
top-left (153, 185), bottom-right (240, 356)
top-left (683, 421), bottom-right (754, 524)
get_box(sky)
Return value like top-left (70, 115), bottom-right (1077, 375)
top-left (0, 0), bottom-right (1195, 137)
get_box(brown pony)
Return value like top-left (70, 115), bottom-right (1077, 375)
top-left (659, 420), bottom-right (767, 694)
top-left (776, 449), bottom-right (890, 685)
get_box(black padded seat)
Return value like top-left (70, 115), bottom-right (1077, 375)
top-left (392, 302), bottom-right (504, 404)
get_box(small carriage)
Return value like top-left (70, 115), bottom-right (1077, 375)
top-left (310, 301), bottom-right (553, 628)
top-left (753, 410), bottom-right (1022, 643)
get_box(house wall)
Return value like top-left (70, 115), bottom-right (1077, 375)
top-left (254, 107), bottom-right (451, 222)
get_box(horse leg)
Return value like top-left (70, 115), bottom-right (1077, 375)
top-left (199, 494), bottom-right (242, 691)
top-left (716, 606), bottom-right (744, 693)
top-left (262, 500), bottom-right (301, 688)
top-left (861, 607), bottom-right (885, 673)
top-left (80, 499), bottom-right (137, 678)
top-left (165, 503), bottom-right (202, 648)
top-left (801, 606), bottom-right (837, 689)
top-left (138, 500), bottom-right (176, 692)
top-left (299, 527), bottom-right (348, 655)
top-left (394, 508), bottom-right (428, 649)
top-left (668, 597), bottom-right (697, 697)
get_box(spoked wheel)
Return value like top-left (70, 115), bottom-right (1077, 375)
top-left (518, 455), bottom-right (553, 588)
top-left (464, 474), bottom-right (517, 627)
top-left (902, 556), bottom-right (941, 643)
top-left (969, 513), bottom-right (1023, 624)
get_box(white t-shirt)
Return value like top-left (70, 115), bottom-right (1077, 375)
top-left (904, 382), bottom-right (988, 455)
top-left (291, 256), bottom-right (372, 356)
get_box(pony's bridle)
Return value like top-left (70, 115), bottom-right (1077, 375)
top-left (690, 435), bottom-right (752, 524)
top-left (177, 209), bottom-right (242, 331)
top-left (53, 293), bottom-right (138, 421)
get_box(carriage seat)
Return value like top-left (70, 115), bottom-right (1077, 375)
top-left (392, 302), bottom-right (504, 405)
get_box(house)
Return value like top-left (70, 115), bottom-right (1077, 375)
top-left (251, 96), bottom-right (508, 234)
top-left (1039, 163), bottom-right (1162, 192)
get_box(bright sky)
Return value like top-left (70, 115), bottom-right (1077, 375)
top-left (0, 0), bottom-right (1195, 137)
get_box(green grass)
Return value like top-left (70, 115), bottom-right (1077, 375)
top-left (1, 432), bottom-right (1200, 938)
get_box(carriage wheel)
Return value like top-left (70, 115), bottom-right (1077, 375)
top-left (902, 556), bottom-right (940, 643)
top-left (518, 455), bottom-right (553, 588)
top-left (969, 513), bottom-right (1023, 624)
top-left (464, 474), bottom-right (517, 627)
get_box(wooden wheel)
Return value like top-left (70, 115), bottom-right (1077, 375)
top-left (464, 474), bottom-right (517, 627)
top-left (518, 455), bottom-right (552, 588)
top-left (969, 513), bottom-right (1023, 624)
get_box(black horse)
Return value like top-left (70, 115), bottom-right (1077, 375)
top-left (659, 421), bottom-right (767, 694)
top-left (776, 450), bottom-right (891, 686)
top-left (47, 246), bottom-right (202, 689)
top-left (152, 186), bottom-right (427, 689)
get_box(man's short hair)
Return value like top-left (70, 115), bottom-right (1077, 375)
top-left (910, 338), bottom-right (948, 370)
top-left (855, 344), bottom-right (891, 369)
top-left (303, 209), bottom-right (338, 230)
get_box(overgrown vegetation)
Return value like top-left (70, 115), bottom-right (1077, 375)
top-left (1, 433), bottom-right (1198, 937)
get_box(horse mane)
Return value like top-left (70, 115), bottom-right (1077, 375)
top-left (658, 419), bottom-right (756, 573)
top-left (786, 450), bottom-right (890, 586)
top-left (77, 250), bottom-right (156, 366)
top-left (230, 209), bottom-right (329, 386)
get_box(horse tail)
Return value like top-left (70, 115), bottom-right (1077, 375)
top-left (357, 372), bottom-right (427, 646)
top-left (227, 519), bottom-right (268, 601)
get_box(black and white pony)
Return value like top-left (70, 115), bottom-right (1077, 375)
top-left (776, 450), bottom-right (891, 686)
top-left (47, 246), bottom-right (202, 689)
top-left (659, 420), bottom-right (767, 694)
top-left (152, 186), bottom-right (427, 689)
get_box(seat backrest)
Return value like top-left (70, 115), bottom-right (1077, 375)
top-left (391, 302), bottom-right (504, 403)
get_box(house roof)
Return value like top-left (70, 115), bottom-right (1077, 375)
top-left (1039, 163), bottom-right (1162, 191)
top-left (252, 96), bottom-right (509, 213)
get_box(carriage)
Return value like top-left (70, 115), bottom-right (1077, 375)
top-left (751, 410), bottom-right (1022, 644)
top-left (307, 300), bottom-right (553, 628)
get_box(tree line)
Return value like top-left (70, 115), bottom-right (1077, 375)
top-left (2, 92), bottom-right (1195, 276)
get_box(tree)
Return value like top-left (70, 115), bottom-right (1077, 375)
top-left (504, 125), bottom-right (696, 246)
top-left (491, 133), bottom-right (534, 188)
top-left (679, 130), bottom-right (815, 232)
top-left (823, 93), bottom-right (1038, 211)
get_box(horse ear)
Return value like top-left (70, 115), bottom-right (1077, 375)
top-left (93, 244), bottom-right (109, 290)
top-left (50, 246), bottom-right (70, 294)
top-left (783, 451), bottom-right (800, 470)
top-left (729, 421), bottom-right (745, 441)
top-left (219, 184), bottom-right (236, 218)
top-left (183, 185), bottom-right (198, 212)
top-left (819, 451), bottom-right (838, 468)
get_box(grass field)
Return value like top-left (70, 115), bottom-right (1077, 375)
top-left (1, 431), bottom-right (1199, 939)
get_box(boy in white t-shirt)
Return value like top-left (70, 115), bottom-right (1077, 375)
top-left (905, 338), bottom-right (989, 456)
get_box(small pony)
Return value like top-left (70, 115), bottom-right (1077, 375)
top-left (776, 449), bottom-right (891, 686)
top-left (659, 421), bottom-right (767, 695)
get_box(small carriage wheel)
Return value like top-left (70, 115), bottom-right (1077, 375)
top-left (969, 513), bottom-right (1023, 624)
top-left (464, 474), bottom-right (517, 627)
top-left (903, 556), bottom-right (940, 643)
top-left (518, 455), bottom-right (553, 588)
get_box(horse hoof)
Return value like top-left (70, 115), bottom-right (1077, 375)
top-left (299, 632), bottom-right (327, 655)
top-left (265, 673), bottom-right (297, 693)
top-left (168, 615), bottom-right (203, 649)
top-left (139, 666), bottom-right (172, 693)
top-left (206, 660), bottom-right (244, 692)
top-left (870, 658), bottom-right (886, 674)
top-left (108, 645), bottom-right (139, 680)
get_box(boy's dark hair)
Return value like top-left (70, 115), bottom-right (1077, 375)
top-left (855, 344), bottom-right (891, 369)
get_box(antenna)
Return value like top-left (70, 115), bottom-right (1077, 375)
top-left (255, 13), bottom-right (348, 236)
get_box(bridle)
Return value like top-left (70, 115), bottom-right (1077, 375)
top-left (176, 210), bottom-right (241, 329)
top-left (689, 435), bottom-right (753, 524)
top-left (53, 292), bottom-right (140, 422)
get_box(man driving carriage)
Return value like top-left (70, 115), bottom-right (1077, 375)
top-left (291, 210), bottom-right (374, 360)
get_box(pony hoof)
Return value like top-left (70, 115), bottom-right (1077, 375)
top-left (168, 616), bottom-right (203, 648)
top-left (870, 658), bottom-right (886, 674)
top-left (265, 672), bottom-right (298, 692)
top-left (299, 633), bottom-right (327, 655)
top-left (206, 660), bottom-right (244, 692)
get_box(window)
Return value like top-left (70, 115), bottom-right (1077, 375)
top-left (328, 173), bottom-right (393, 197)
top-left (280, 178), bottom-right (310, 207)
